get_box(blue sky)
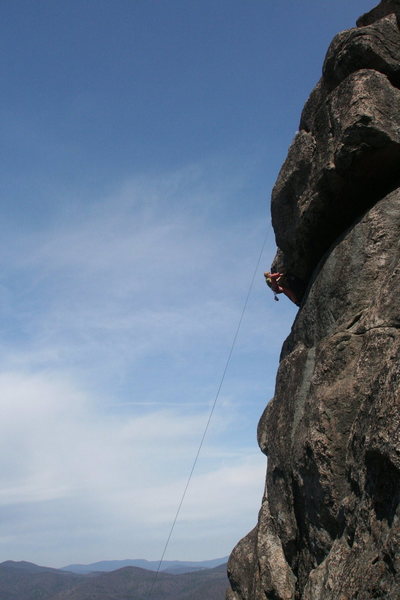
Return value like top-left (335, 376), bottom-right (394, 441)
top-left (0, 0), bottom-right (375, 567)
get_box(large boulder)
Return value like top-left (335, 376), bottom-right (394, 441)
top-left (271, 10), bottom-right (400, 287)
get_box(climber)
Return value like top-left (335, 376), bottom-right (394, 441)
top-left (264, 271), bottom-right (300, 306)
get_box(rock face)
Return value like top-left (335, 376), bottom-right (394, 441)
top-left (227, 2), bottom-right (400, 599)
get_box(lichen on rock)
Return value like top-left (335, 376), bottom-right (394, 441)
top-left (226, 2), bottom-right (400, 598)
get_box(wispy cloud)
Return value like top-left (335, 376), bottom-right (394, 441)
top-left (0, 163), bottom-right (294, 565)
top-left (0, 164), bottom-right (292, 386)
top-left (0, 367), bottom-right (266, 564)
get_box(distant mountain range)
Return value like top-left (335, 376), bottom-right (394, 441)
top-left (62, 556), bottom-right (228, 574)
top-left (0, 559), bottom-right (229, 600)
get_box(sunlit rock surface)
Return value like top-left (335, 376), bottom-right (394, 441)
top-left (227, 2), bottom-right (400, 598)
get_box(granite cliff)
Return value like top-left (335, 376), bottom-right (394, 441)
top-left (227, 2), bottom-right (400, 598)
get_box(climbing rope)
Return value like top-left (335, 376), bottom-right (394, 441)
top-left (146, 230), bottom-right (270, 597)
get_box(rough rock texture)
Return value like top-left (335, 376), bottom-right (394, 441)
top-left (227, 2), bottom-right (400, 599)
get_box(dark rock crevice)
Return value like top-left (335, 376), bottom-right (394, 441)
top-left (365, 450), bottom-right (400, 525)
